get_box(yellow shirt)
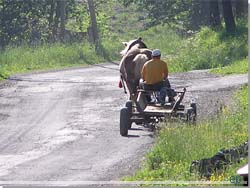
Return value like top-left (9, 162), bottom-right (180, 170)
top-left (141, 59), bottom-right (168, 84)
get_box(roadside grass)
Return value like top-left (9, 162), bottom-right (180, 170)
top-left (170, 22), bottom-right (247, 73)
top-left (115, 21), bottom-right (247, 74)
top-left (140, 26), bottom-right (183, 58)
top-left (124, 86), bottom-right (248, 183)
top-left (97, 37), bottom-right (122, 61)
top-left (0, 42), bottom-right (105, 80)
top-left (210, 58), bottom-right (248, 75)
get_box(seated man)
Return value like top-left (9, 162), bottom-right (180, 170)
top-left (141, 49), bottom-right (174, 105)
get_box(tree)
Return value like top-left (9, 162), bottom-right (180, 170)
top-left (53, 0), bottom-right (65, 40)
top-left (59, 0), bottom-right (66, 40)
top-left (209, 0), bottom-right (221, 28)
top-left (194, 0), bottom-right (221, 28)
top-left (119, 0), bottom-right (222, 30)
top-left (190, 0), bottom-right (202, 30)
top-left (48, 0), bottom-right (56, 32)
top-left (183, 0), bottom-right (221, 29)
top-left (222, 0), bottom-right (236, 33)
top-left (0, 0), bottom-right (104, 46)
top-left (0, 0), bottom-right (49, 46)
top-left (120, 0), bottom-right (188, 27)
top-left (120, 0), bottom-right (241, 33)
top-left (201, 0), bottom-right (210, 26)
top-left (87, 0), bottom-right (99, 45)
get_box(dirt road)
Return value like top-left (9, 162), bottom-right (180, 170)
top-left (0, 63), bottom-right (247, 184)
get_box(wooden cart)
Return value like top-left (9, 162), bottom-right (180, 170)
top-left (120, 88), bottom-right (197, 136)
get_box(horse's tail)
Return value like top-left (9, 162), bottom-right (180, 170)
top-left (119, 74), bottom-right (127, 94)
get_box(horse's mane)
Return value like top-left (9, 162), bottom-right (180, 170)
top-left (120, 37), bottom-right (147, 56)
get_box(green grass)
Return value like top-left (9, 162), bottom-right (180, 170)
top-left (210, 58), bottom-right (248, 75)
top-left (124, 86), bottom-right (248, 184)
top-left (0, 42), bottom-right (105, 80)
top-left (170, 24), bottom-right (247, 73)
top-left (140, 25), bottom-right (183, 57)
top-left (113, 22), bottom-right (247, 74)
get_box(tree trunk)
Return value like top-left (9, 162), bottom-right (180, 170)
top-left (201, 1), bottom-right (210, 26)
top-left (59, 0), bottom-right (66, 40)
top-left (210, 0), bottom-right (221, 28)
top-left (87, 0), bottom-right (98, 45)
top-left (48, 0), bottom-right (55, 28)
top-left (48, 0), bottom-right (55, 40)
top-left (191, 0), bottom-right (202, 30)
top-left (222, 0), bottom-right (236, 33)
top-left (53, 0), bottom-right (60, 39)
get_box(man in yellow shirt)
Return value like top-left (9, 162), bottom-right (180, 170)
top-left (141, 49), bottom-right (173, 104)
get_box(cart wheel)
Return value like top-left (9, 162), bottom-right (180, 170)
top-left (120, 107), bottom-right (129, 136)
top-left (125, 100), bottom-right (133, 129)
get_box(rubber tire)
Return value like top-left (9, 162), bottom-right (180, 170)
top-left (125, 100), bottom-right (133, 129)
top-left (120, 107), bottom-right (129, 136)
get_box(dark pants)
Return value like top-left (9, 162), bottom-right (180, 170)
top-left (141, 79), bottom-right (174, 104)
top-left (142, 79), bottom-right (171, 91)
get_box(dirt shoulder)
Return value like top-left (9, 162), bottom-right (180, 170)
top-left (170, 70), bottom-right (247, 120)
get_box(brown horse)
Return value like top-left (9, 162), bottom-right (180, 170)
top-left (119, 38), bottom-right (152, 99)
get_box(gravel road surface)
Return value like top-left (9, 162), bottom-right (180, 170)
top-left (0, 63), bottom-right (247, 186)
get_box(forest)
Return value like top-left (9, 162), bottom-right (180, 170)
top-left (0, 0), bottom-right (247, 47)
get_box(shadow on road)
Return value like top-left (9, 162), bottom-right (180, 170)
top-left (127, 135), bottom-right (140, 138)
top-left (129, 128), bottom-right (143, 131)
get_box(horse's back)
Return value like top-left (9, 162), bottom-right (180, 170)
top-left (134, 53), bottom-right (149, 79)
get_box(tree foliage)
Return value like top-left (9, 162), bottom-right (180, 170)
top-left (0, 0), bottom-right (247, 47)
top-left (0, 0), bottom-right (49, 45)
top-left (0, 0), bottom-right (112, 47)
top-left (120, 0), bottom-right (247, 32)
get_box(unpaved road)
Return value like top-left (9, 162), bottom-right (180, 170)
top-left (0, 63), bottom-right (247, 184)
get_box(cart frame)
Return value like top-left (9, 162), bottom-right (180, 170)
top-left (120, 87), bottom-right (197, 136)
